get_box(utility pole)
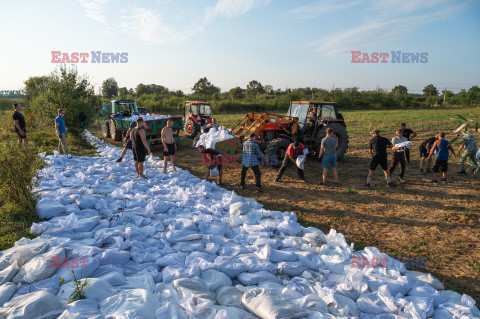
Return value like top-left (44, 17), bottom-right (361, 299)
top-left (443, 88), bottom-right (447, 103)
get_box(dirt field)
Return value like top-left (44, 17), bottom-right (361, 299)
top-left (93, 107), bottom-right (480, 301)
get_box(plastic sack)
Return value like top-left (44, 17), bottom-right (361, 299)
top-left (215, 286), bottom-right (245, 309)
top-left (36, 199), bottom-right (66, 219)
top-left (0, 263), bottom-right (19, 286)
top-left (58, 298), bottom-right (102, 319)
top-left (404, 270), bottom-right (443, 290)
top-left (0, 291), bottom-right (65, 319)
top-left (0, 283), bottom-right (16, 307)
top-left (296, 155), bottom-right (306, 169)
top-left (173, 278), bottom-right (215, 301)
top-left (12, 247), bottom-right (65, 284)
top-left (57, 278), bottom-right (116, 304)
top-left (237, 271), bottom-right (281, 286)
top-left (210, 167), bottom-right (220, 177)
top-left (201, 269), bottom-right (232, 291)
top-left (100, 288), bottom-right (160, 319)
top-left (242, 288), bottom-right (309, 319)
top-left (229, 202), bottom-right (250, 216)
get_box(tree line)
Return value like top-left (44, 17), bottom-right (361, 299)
top-left (101, 77), bottom-right (480, 114)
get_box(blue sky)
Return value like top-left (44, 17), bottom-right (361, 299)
top-left (1, 0), bottom-right (479, 94)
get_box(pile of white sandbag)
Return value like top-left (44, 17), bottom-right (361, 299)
top-left (196, 126), bottom-right (234, 149)
top-left (122, 114), bottom-right (171, 121)
top-left (0, 131), bottom-right (477, 318)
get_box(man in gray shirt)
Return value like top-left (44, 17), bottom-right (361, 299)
top-left (458, 131), bottom-right (478, 174)
top-left (318, 128), bottom-right (338, 186)
top-left (389, 129), bottom-right (408, 182)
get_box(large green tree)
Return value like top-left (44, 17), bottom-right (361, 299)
top-left (24, 76), bottom-right (51, 105)
top-left (423, 84), bottom-right (438, 97)
top-left (392, 85), bottom-right (408, 95)
top-left (246, 80), bottom-right (265, 95)
top-left (28, 65), bottom-right (98, 135)
top-left (191, 77), bottom-right (220, 96)
top-left (102, 77), bottom-right (119, 98)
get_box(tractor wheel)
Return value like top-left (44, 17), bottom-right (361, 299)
top-left (326, 122), bottom-right (349, 159)
top-left (101, 121), bottom-right (111, 138)
top-left (110, 119), bottom-right (122, 141)
top-left (184, 119), bottom-right (199, 139)
top-left (265, 138), bottom-right (291, 167)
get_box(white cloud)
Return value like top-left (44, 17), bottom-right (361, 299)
top-left (204, 0), bottom-right (272, 22)
top-left (291, 0), bottom-right (364, 19)
top-left (77, 0), bottom-right (109, 23)
top-left (301, 0), bottom-right (474, 55)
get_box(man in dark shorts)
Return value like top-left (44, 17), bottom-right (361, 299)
top-left (161, 119), bottom-right (177, 173)
top-left (400, 123), bottom-right (417, 164)
top-left (275, 141), bottom-right (307, 183)
top-left (428, 132), bottom-right (455, 184)
top-left (419, 134), bottom-right (438, 173)
top-left (366, 129), bottom-right (393, 187)
top-left (197, 145), bottom-right (223, 184)
top-left (116, 121), bottom-right (137, 162)
top-left (12, 103), bottom-right (27, 146)
top-left (389, 129), bottom-right (408, 183)
top-left (130, 117), bottom-right (151, 179)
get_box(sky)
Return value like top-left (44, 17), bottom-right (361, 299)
top-left (1, 0), bottom-right (479, 94)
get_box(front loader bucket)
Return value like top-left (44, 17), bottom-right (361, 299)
top-left (215, 137), bottom-right (242, 155)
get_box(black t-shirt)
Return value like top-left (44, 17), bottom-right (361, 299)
top-left (402, 128), bottom-right (413, 140)
top-left (202, 148), bottom-right (220, 156)
top-left (12, 111), bottom-right (26, 132)
top-left (369, 136), bottom-right (392, 156)
top-left (420, 136), bottom-right (436, 150)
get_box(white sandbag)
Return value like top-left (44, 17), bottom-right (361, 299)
top-left (356, 290), bottom-right (397, 315)
top-left (12, 247), bottom-right (64, 284)
top-left (237, 271), bottom-right (281, 286)
top-left (0, 263), bottom-right (19, 286)
top-left (118, 270), bottom-right (155, 293)
top-left (404, 270), bottom-right (443, 290)
top-left (11, 275), bottom-right (60, 302)
top-left (76, 196), bottom-right (97, 210)
top-left (215, 286), bottom-right (245, 309)
top-left (156, 302), bottom-right (188, 319)
top-left (0, 283), bottom-right (16, 307)
top-left (214, 306), bottom-right (257, 319)
top-left (296, 155), bottom-right (306, 169)
top-left (98, 249), bottom-right (131, 265)
top-left (36, 199), bottom-right (66, 219)
top-left (100, 288), bottom-right (160, 319)
top-left (327, 293), bottom-right (359, 318)
top-left (277, 217), bottom-right (302, 236)
top-left (56, 278), bottom-right (116, 304)
top-left (173, 278), bottom-right (215, 301)
top-left (98, 271), bottom-right (127, 286)
top-left (210, 167), bottom-right (219, 177)
top-left (407, 284), bottom-right (449, 307)
top-left (201, 269), bottom-right (232, 291)
top-left (257, 245), bottom-right (297, 263)
top-left (0, 291), bottom-right (65, 319)
top-left (295, 251), bottom-right (327, 271)
top-left (242, 288), bottom-right (309, 319)
top-left (277, 262), bottom-right (308, 277)
top-left (2, 241), bottom-right (49, 268)
top-left (229, 202), bottom-right (250, 216)
top-left (295, 294), bottom-right (328, 313)
top-left (58, 298), bottom-right (101, 319)
top-left (56, 256), bottom-right (100, 282)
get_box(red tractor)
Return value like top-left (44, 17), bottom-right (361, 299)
top-left (183, 101), bottom-right (215, 138)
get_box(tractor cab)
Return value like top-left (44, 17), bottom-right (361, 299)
top-left (101, 99), bottom-right (139, 118)
top-left (183, 101), bottom-right (214, 138)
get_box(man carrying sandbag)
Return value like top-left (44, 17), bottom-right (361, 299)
top-left (389, 129), bottom-right (408, 183)
top-left (197, 145), bottom-right (223, 185)
top-left (241, 133), bottom-right (264, 192)
top-left (275, 141), bottom-right (307, 183)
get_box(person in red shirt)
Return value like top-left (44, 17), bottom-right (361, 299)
top-left (275, 141), bottom-right (306, 183)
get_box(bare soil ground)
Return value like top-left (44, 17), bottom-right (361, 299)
top-left (93, 107), bottom-right (480, 301)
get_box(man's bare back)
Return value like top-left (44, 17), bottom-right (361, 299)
top-left (161, 126), bottom-right (174, 144)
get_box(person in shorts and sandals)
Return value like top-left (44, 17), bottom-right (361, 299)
top-left (400, 123), bottom-right (417, 164)
top-left (116, 121), bottom-right (137, 162)
top-left (12, 103), bottom-right (27, 146)
top-left (275, 141), bottom-right (307, 183)
top-left (457, 131), bottom-right (478, 174)
top-left (389, 129), bottom-right (408, 183)
top-left (318, 128), bottom-right (338, 186)
top-left (130, 117), bottom-right (151, 178)
top-left (161, 119), bottom-right (177, 173)
top-left (419, 135), bottom-right (438, 173)
top-left (197, 145), bottom-right (223, 185)
top-left (428, 132), bottom-right (456, 185)
top-left (366, 129), bottom-right (393, 188)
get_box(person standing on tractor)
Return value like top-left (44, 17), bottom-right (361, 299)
top-left (457, 131), bottom-right (478, 174)
top-left (389, 129), bottom-right (408, 183)
top-left (241, 133), bottom-right (264, 192)
top-left (161, 119), bottom-right (177, 173)
top-left (318, 128), bottom-right (339, 186)
top-left (428, 132), bottom-right (456, 184)
top-left (130, 117), bottom-right (151, 178)
top-left (275, 141), bottom-right (307, 183)
top-left (400, 123), bottom-right (417, 164)
top-left (419, 134), bottom-right (438, 173)
top-left (12, 103), bottom-right (27, 147)
top-left (116, 121), bottom-right (137, 162)
top-left (197, 145), bottom-right (223, 185)
top-left (365, 129), bottom-right (393, 188)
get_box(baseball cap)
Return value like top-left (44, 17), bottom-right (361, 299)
top-left (370, 129), bottom-right (380, 134)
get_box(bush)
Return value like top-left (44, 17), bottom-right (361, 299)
top-left (0, 142), bottom-right (42, 209)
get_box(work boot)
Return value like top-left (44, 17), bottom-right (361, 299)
top-left (397, 176), bottom-right (405, 183)
top-left (425, 168), bottom-right (432, 173)
top-left (419, 168), bottom-right (424, 173)
top-left (364, 183), bottom-right (371, 188)
top-left (139, 174), bottom-right (148, 179)
top-left (116, 158), bottom-right (122, 163)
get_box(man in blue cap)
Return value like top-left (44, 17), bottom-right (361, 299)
top-left (241, 133), bottom-right (264, 192)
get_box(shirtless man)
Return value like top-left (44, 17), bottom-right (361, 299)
top-left (161, 119), bottom-right (177, 173)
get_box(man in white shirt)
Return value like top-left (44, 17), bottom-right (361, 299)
top-left (389, 130), bottom-right (408, 182)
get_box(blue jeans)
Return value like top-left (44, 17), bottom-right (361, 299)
top-left (322, 154), bottom-right (337, 168)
